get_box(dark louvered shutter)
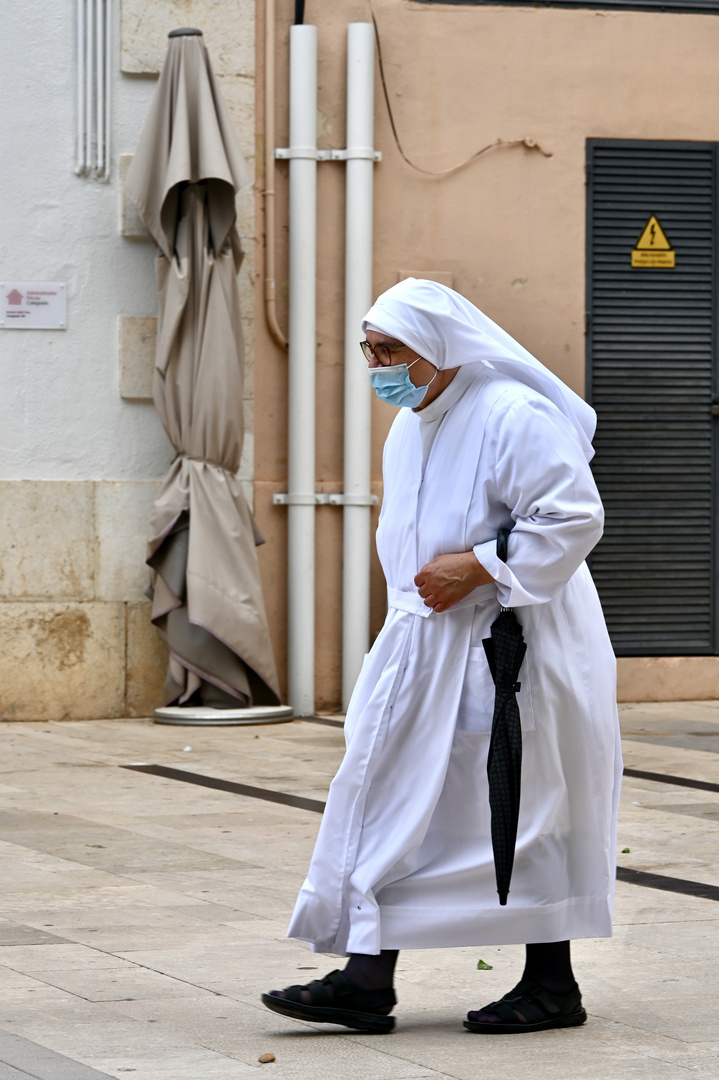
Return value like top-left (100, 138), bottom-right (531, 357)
top-left (586, 139), bottom-right (718, 655)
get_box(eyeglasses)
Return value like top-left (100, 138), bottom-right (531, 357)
top-left (359, 340), bottom-right (406, 366)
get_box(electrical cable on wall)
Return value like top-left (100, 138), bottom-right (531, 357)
top-left (370, 5), bottom-right (552, 178)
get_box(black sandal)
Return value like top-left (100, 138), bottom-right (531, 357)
top-left (463, 977), bottom-right (587, 1034)
top-left (261, 969), bottom-right (396, 1033)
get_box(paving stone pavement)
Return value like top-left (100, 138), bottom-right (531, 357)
top-left (0, 706), bottom-right (718, 1080)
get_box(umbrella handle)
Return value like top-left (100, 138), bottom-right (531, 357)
top-left (497, 527), bottom-right (514, 613)
top-left (497, 527), bottom-right (511, 565)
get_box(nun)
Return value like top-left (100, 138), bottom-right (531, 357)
top-left (262, 279), bottom-right (622, 1035)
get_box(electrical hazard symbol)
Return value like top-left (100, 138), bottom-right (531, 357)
top-left (631, 215), bottom-right (675, 268)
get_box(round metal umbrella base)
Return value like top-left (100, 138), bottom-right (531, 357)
top-left (154, 705), bottom-right (294, 726)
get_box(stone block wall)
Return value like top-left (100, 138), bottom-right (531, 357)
top-left (0, 481), bottom-right (167, 721)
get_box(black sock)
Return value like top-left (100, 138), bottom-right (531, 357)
top-left (344, 949), bottom-right (399, 990)
top-left (523, 941), bottom-right (575, 993)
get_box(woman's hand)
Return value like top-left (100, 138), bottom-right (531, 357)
top-left (415, 551), bottom-right (495, 613)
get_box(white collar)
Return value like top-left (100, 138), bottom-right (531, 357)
top-left (415, 363), bottom-right (480, 424)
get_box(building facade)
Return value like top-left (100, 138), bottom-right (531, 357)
top-left (2, 0), bottom-right (719, 719)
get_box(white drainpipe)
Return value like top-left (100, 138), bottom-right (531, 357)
top-left (341, 23), bottom-right (376, 710)
top-left (75, 0), bottom-right (111, 179)
top-left (85, 0), bottom-right (94, 170)
top-left (286, 24), bottom-right (318, 717)
top-left (75, 0), bottom-right (86, 175)
top-left (273, 22), bottom-right (379, 716)
top-left (95, 0), bottom-right (105, 177)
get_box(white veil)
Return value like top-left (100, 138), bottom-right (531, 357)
top-left (362, 278), bottom-right (596, 462)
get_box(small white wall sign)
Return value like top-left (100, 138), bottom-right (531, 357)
top-left (0, 282), bottom-right (67, 329)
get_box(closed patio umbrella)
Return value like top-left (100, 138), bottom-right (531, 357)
top-left (126, 29), bottom-right (283, 718)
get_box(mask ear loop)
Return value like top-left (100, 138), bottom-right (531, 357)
top-left (408, 356), bottom-right (438, 390)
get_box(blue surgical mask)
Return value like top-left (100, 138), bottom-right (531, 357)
top-left (369, 358), bottom-right (437, 408)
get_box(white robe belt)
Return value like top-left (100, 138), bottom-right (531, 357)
top-left (387, 584), bottom-right (498, 618)
top-left (386, 588), bottom-right (434, 617)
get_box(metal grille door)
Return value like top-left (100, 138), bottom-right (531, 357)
top-left (586, 140), bottom-right (718, 655)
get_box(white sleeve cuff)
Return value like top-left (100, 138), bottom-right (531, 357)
top-left (473, 541), bottom-right (514, 607)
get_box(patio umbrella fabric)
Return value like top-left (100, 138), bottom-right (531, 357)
top-left (125, 32), bottom-right (280, 707)
top-left (482, 530), bottom-right (526, 905)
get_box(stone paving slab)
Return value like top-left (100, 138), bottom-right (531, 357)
top-left (0, 924), bottom-right (71, 948)
top-left (0, 1028), bottom-right (116, 1080)
top-left (0, 709), bottom-right (718, 1079)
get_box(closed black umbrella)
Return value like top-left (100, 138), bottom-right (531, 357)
top-left (482, 528), bottom-right (526, 905)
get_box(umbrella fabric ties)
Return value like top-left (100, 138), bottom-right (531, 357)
top-left (482, 527), bottom-right (527, 906)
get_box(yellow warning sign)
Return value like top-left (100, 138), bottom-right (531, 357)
top-left (631, 215), bottom-right (675, 268)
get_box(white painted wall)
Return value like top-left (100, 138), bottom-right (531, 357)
top-left (0, 1), bottom-right (171, 481)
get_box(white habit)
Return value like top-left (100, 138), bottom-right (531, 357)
top-left (288, 281), bottom-right (622, 955)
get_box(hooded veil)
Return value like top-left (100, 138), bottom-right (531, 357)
top-left (363, 278), bottom-right (596, 461)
